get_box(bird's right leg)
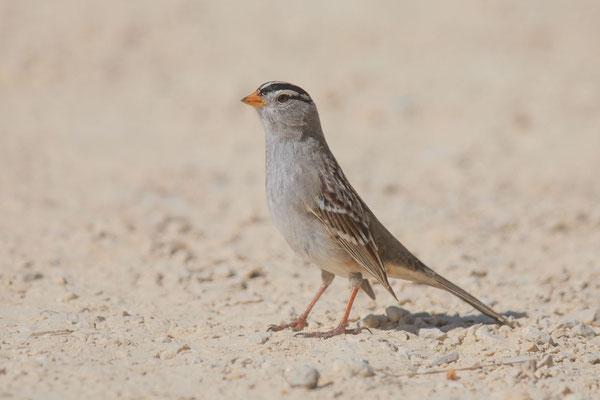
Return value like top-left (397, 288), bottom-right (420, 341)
top-left (295, 272), bottom-right (369, 338)
top-left (268, 270), bottom-right (334, 332)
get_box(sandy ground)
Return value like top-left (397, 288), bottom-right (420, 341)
top-left (1, 1), bottom-right (600, 399)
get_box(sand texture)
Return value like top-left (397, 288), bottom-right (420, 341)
top-left (1, 1), bottom-right (600, 399)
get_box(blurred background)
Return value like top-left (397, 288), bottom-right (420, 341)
top-left (1, 1), bottom-right (599, 397)
top-left (1, 0), bottom-right (598, 272)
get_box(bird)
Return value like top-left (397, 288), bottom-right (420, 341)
top-left (241, 81), bottom-right (512, 338)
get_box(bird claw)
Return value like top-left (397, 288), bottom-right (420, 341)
top-left (267, 318), bottom-right (307, 332)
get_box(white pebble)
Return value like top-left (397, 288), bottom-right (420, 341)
top-left (288, 365), bottom-right (319, 389)
top-left (476, 325), bottom-right (502, 342)
top-left (523, 327), bottom-right (554, 345)
top-left (537, 354), bottom-right (554, 369)
top-left (332, 358), bottom-right (374, 378)
top-left (418, 327), bottom-right (446, 341)
top-left (583, 353), bottom-right (600, 364)
top-left (247, 332), bottom-right (271, 344)
top-left (429, 351), bottom-right (459, 367)
top-left (563, 309), bottom-right (600, 326)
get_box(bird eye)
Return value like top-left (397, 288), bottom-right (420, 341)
top-left (277, 94), bottom-right (290, 103)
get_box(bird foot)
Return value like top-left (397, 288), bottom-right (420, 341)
top-left (294, 325), bottom-right (371, 339)
top-left (267, 318), bottom-right (308, 332)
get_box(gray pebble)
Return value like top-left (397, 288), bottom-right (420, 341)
top-left (348, 358), bottom-right (374, 377)
top-left (423, 315), bottom-right (443, 327)
top-left (376, 315), bottom-right (390, 326)
top-left (359, 314), bottom-right (379, 329)
top-left (572, 323), bottom-right (596, 338)
top-left (385, 306), bottom-right (410, 322)
top-left (288, 365), bottom-right (319, 389)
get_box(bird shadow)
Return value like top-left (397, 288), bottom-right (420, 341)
top-left (374, 309), bottom-right (528, 334)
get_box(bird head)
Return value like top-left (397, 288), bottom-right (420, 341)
top-left (242, 81), bottom-right (320, 136)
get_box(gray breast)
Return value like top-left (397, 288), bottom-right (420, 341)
top-left (265, 137), bottom-right (338, 262)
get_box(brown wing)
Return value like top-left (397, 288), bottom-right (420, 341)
top-left (309, 158), bottom-right (397, 300)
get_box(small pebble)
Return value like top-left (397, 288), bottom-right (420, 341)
top-left (523, 327), bottom-right (554, 345)
top-left (158, 343), bottom-right (190, 360)
top-left (213, 265), bottom-right (235, 279)
top-left (332, 358), bottom-right (374, 378)
top-left (394, 331), bottom-right (411, 341)
top-left (561, 386), bottom-right (573, 396)
top-left (571, 323), bottom-right (596, 338)
top-left (534, 366), bottom-right (551, 379)
top-left (376, 315), bottom-right (390, 326)
top-left (476, 325), bottom-right (502, 342)
top-left (537, 354), bottom-right (553, 369)
top-left (385, 306), bottom-right (410, 323)
top-left (521, 342), bottom-right (540, 353)
top-left (480, 297), bottom-right (498, 307)
top-left (583, 353), bottom-right (600, 364)
top-left (503, 356), bottom-right (537, 364)
top-left (158, 344), bottom-right (179, 360)
top-left (247, 332), bottom-right (271, 345)
top-left (22, 272), bottom-right (43, 282)
top-left (563, 309), bottom-right (600, 326)
top-left (447, 327), bottom-right (467, 340)
top-left (359, 314), bottom-right (379, 329)
top-left (425, 315), bottom-right (446, 327)
top-left (522, 359), bottom-right (537, 374)
top-left (465, 324), bottom-right (482, 338)
top-left (429, 351), bottom-right (459, 367)
top-left (288, 365), bottom-right (319, 389)
top-left (418, 327), bottom-right (446, 341)
top-left (59, 293), bottom-right (79, 302)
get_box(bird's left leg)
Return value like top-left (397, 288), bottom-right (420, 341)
top-left (268, 270), bottom-right (334, 332)
top-left (296, 272), bottom-right (368, 339)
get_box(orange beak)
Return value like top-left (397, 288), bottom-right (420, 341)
top-left (241, 90), bottom-right (267, 108)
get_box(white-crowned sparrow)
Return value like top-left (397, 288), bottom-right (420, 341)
top-left (242, 81), bottom-right (512, 338)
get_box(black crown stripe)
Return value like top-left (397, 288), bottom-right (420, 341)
top-left (258, 82), bottom-right (311, 98)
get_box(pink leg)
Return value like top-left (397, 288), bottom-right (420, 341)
top-left (268, 271), bottom-right (333, 332)
top-left (296, 284), bottom-right (368, 339)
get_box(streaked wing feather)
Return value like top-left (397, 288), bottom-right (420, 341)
top-left (309, 159), bottom-right (394, 297)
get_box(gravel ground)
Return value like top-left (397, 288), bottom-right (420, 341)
top-left (1, 1), bottom-right (599, 399)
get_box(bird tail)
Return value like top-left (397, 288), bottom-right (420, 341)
top-left (387, 262), bottom-right (513, 327)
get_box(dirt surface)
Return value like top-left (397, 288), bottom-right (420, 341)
top-left (1, 1), bottom-right (600, 399)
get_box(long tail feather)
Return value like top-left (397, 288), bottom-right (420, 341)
top-left (420, 265), bottom-right (513, 326)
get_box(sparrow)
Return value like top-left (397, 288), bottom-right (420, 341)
top-left (242, 81), bottom-right (512, 338)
